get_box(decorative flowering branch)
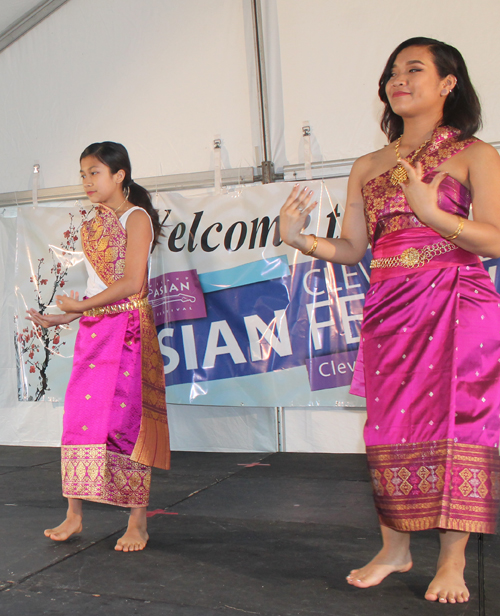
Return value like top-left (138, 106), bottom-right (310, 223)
top-left (17, 204), bottom-right (92, 401)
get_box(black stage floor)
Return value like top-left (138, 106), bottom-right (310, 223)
top-left (0, 446), bottom-right (498, 615)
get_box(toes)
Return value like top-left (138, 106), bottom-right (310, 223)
top-left (438, 591), bottom-right (452, 603)
top-left (346, 570), bottom-right (361, 583)
top-left (115, 537), bottom-right (147, 552)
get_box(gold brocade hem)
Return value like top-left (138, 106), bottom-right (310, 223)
top-left (62, 444), bottom-right (151, 508)
top-left (367, 439), bottom-right (500, 534)
top-left (379, 515), bottom-right (497, 534)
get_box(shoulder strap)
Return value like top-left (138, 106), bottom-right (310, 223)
top-left (81, 205), bottom-right (127, 287)
top-left (419, 126), bottom-right (478, 175)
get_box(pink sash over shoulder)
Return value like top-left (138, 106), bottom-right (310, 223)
top-left (61, 205), bottom-right (170, 508)
top-left (351, 127), bottom-right (500, 533)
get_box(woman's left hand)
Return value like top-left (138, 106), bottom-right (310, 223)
top-left (398, 160), bottom-right (448, 226)
top-left (55, 290), bottom-right (81, 313)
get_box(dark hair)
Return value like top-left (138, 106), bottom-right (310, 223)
top-left (80, 141), bottom-right (163, 247)
top-left (379, 37), bottom-right (481, 142)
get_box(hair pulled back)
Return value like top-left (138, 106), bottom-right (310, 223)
top-left (80, 141), bottom-right (163, 247)
top-left (379, 37), bottom-right (481, 143)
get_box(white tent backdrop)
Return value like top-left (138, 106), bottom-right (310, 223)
top-left (276, 0), bottom-right (500, 163)
top-left (0, 0), bottom-right (499, 452)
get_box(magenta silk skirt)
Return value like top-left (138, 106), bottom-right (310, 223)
top-left (351, 229), bottom-right (500, 533)
top-left (61, 306), bottom-right (151, 507)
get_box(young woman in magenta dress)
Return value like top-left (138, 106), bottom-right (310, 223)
top-left (280, 37), bottom-right (500, 603)
top-left (28, 142), bottom-right (169, 552)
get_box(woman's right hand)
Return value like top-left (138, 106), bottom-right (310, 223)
top-left (26, 309), bottom-right (80, 329)
top-left (279, 185), bottom-right (318, 251)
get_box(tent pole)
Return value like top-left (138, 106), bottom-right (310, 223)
top-left (251, 0), bottom-right (274, 183)
top-left (276, 407), bottom-right (284, 452)
top-left (478, 533), bottom-right (485, 616)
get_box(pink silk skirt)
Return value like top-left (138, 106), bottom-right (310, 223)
top-left (62, 305), bottom-right (151, 507)
top-left (351, 229), bottom-right (500, 532)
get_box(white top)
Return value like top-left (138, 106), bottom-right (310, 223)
top-left (83, 206), bottom-right (154, 298)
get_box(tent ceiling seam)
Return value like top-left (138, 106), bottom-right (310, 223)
top-left (0, 0), bottom-right (71, 54)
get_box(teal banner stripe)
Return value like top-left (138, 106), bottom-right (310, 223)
top-left (199, 255), bottom-right (290, 293)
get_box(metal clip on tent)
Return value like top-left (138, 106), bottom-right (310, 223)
top-left (32, 163), bottom-right (40, 207)
top-left (302, 122), bottom-right (313, 181)
top-left (214, 138), bottom-right (222, 195)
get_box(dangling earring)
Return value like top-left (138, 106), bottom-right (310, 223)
top-left (124, 185), bottom-right (130, 201)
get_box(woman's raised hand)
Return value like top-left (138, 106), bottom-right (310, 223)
top-left (398, 160), bottom-right (448, 226)
top-left (279, 185), bottom-right (318, 250)
top-left (55, 290), bottom-right (80, 313)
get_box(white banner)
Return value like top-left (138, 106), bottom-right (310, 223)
top-left (14, 180), bottom-right (372, 407)
top-left (147, 179), bottom-right (369, 407)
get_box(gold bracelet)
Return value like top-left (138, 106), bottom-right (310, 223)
top-left (443, 216), bottom-right (465, 241)
top-left (303, 234), bottom-right (318, 256)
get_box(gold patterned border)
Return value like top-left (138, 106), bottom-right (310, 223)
top-left (62, 444), bottom-right (151, 508)
top-left (367, 439), bottom-right (500, 534)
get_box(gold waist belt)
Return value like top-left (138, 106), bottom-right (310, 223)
top-left (83, 297), bottom-right (149, 317)
top-left (370, 240), bottom-right (458, 269)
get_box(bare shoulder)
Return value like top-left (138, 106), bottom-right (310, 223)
top-left (125, 208), bottom-right (152, 229)
top-left (466, 139), bottom-right (500, 163)
top-left (127, 207), bottom-right (151, 221)
top-left (125, 208), bottom-right (153, 243)
top-left (351, 143), bottom-right (393, 186)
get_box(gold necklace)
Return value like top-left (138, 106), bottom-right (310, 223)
top-left (390, 135), bottom-right (431, 186)
top-left (113, 196), bottom-right (129, 218)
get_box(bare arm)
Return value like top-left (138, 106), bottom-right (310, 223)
top-left (279, 160), bottom-right (369, 265)
top-left (400, 142), bottom-right (500, 258)
top-left (26, 308), bottom-right (82, 328)
top-left (56, 209), bottom-right (153, 313)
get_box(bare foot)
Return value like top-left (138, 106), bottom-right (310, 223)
top-left (115, 509), bottom-right (148, 552)
top-left (44, 514), bottom-right (82, 541)
top-left (425, 562), bottom-right (469, 603)
top-left (347, 548), bottom-right (413, 588)
top-left (425, 528), bottom-right (470, 603)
